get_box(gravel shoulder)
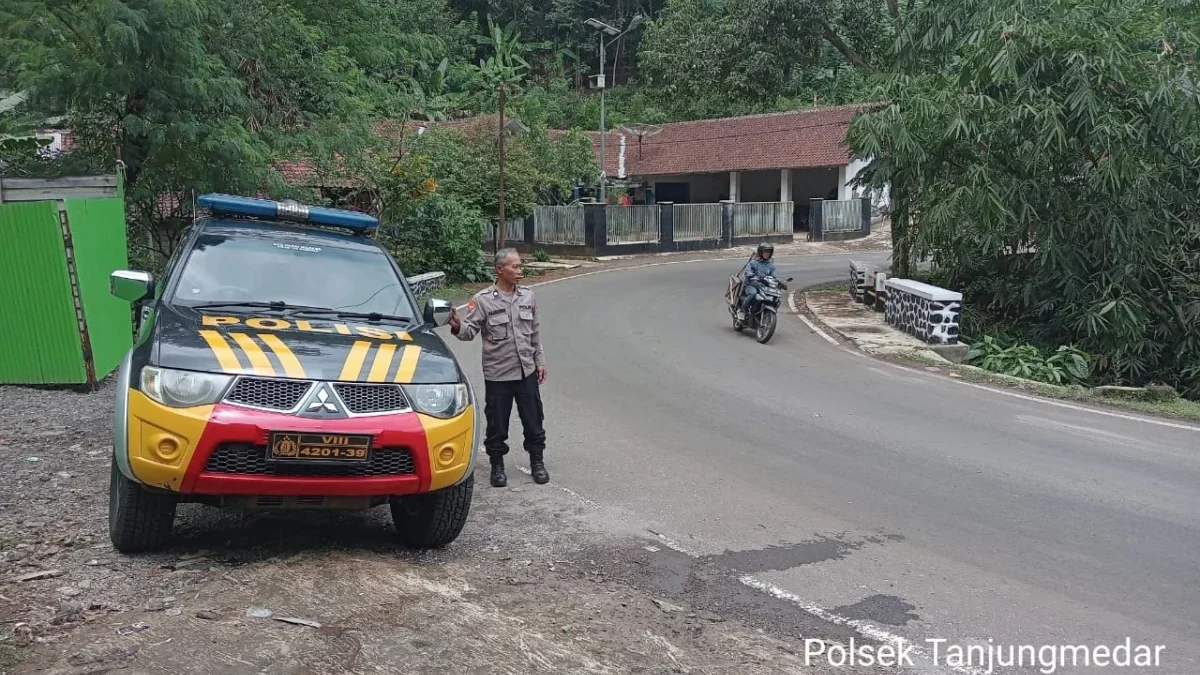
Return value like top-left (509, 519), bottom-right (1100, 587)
top-left (0, 381), bottom-right (887, 675)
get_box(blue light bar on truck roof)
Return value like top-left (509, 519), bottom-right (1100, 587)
top-left (196, 193), bottom-right (379, 233)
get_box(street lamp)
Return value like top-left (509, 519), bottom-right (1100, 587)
top-left (585, 14), bottom-right (646, 202)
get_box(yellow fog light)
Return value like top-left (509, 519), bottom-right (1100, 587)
top-left (150, 434), bottom-right (183, 463)
top-left (438, 446), bottom-right (456, 467)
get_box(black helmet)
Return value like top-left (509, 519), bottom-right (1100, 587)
top-left (757, 241), bottom-right (775, 256)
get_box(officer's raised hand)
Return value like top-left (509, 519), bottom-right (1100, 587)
top-left (448, 306), bottom-right (461, 332)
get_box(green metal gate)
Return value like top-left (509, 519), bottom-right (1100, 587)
top-left (0, 173), bottom-right (132, 386)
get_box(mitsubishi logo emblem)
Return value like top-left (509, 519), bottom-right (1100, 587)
top-left (306, 386), bottom-right (339, 414)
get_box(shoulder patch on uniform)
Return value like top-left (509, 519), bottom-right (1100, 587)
top-left (466, 299), bottom-right (477, 312)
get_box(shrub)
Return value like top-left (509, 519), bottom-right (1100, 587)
top-left (967, 335), bottom-right (1091, 386)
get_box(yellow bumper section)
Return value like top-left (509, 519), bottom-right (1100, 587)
top-left (125, 389), bottom-right (214, 490)
top-left (419, 404), bottom-right (476, 491)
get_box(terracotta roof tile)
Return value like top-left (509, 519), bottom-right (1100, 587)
top-left (618, 103), bottom-right (875, 176)
top-left (41, 105), bottom-right (876, 195)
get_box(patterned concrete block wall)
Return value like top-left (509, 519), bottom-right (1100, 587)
top-left (849, 260), bottom-right (877, 303)
top-left (407, 271), bottom-right (446, 299)
top-left (884, 279), bottom-right (963, 345)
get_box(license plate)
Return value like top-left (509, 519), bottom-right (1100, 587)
top-left (267, 432), bottom-right (372, 463)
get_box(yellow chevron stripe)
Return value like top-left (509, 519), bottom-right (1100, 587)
top-left (367, 343), bottom-right (397, 382)
top-left (228, 333), bottom-right (276, 376)
top-left (339, 341), bottom-right (372, 381)
top-left (394, 345), bottom-right (423, 383)
top-left (258, 333), bottom-right (306, 379)
top-left (198, 330), bottom-right (244, 373)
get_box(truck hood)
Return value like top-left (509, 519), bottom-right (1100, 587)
top-left (151, 304), bottom-right (462, 384)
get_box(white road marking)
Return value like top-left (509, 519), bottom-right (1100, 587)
top-left (783, 300), bottom-right (1200, 434)
top-left (1014, 414), bottom-right (1184, 454)
top-left (510, 481), bottom-right (972, 674)
top-left (515, 466), bottom-right (601, 508)
top-left (847, 346), bottom-right (1200, 433)
top-left (738, 576), bottom-right (988, 675)
top-left (790, 291), bottom-right (841, 346)
top-left (647, 517), bottom-right (974, 673)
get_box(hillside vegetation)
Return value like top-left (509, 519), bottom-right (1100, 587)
top-left (2, 0), bottom-right (1198, 396)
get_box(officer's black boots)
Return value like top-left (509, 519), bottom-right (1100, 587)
top-left (530, 456), bottom-right (550, 484)
top-left (490, 460), bottom-right (507, 488)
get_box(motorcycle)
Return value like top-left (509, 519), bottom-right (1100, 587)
top-left (726, 272), bottom-right (793, 344)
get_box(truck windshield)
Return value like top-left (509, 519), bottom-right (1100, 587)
top-left (170, 231), bottom-right (416, 320)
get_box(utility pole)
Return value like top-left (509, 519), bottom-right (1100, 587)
top-left (585, 15), bottom-right (644, 204)
top-left (599, 37), bottom-right (607, 203)
top-left (497, 86), bottom-right (506, 254)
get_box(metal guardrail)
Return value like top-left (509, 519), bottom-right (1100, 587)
top-left (732, 201), bottom-right (793, 237)
top-left (673, 203), bottom-right (722, 241)
top-left (605, 204), bottom-right (660, 244)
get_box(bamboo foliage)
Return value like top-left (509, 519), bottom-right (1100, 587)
top-left (848, 0), bottom-right (1200, 396)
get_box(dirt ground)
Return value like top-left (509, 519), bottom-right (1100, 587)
top-left (0, 380), bottom-right (892, 675)
top-left (0, 235), bottom-right (897, 674)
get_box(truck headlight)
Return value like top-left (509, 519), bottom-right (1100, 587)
top-left (141, 366), bottom-right (234, 408)
top-left (403, 384), bottom-right (469, 419)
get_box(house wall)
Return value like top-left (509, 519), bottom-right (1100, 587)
top-left (645, 173), bottom-right (729, 203)
top-left (791, 168), bottom-right (840, 201)
top-left (645, 167), bottom-right (843, 205)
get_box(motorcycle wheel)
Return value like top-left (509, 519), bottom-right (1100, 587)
top-left (755, 310), bottom-right (777, 344)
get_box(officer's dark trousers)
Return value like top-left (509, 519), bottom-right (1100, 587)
top-left (483, 372), bottom-right (546, 461)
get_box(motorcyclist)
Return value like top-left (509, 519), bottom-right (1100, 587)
top-left (737, 242), bottom-right (777, 322)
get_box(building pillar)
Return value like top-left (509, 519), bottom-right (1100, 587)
top-left (780, 168), bottom-right (792, 203)
top-left (729, 171), bottom-right (741, 202)
top-left (837, 165), bottom-right (850, 200)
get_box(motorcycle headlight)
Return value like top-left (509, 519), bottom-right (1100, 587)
top-left (403, 384), bottom-right (469, 419)
top-left (140, 366), bottom-right (234, 408)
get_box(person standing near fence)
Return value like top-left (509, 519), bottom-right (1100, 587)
top-left (448, 248), bottom-right (550, 488)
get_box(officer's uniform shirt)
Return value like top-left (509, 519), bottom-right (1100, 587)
top-left (451, 284), bottom-right (545, 381)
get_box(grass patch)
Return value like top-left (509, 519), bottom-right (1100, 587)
top-left (416, 284), bottom-right (476, 307)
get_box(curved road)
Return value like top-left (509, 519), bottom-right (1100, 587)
top-left (450, 253), bottom-right (1200, 674)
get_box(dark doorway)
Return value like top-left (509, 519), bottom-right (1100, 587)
top-left (654, 182), bottom-right (690, 203)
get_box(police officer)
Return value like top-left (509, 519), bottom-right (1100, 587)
top-left (448, 248), bottom-right (549, 488)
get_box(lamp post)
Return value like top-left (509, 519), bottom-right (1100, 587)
top-left (584, 15), bottom-right (645, 203)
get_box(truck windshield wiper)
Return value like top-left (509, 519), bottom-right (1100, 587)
top-left (289, 308), bottom-right (414, 324)
top-left (190, 301), bottom-right (332, 313)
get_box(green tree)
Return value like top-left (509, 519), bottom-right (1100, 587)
top-left (2, 0), bottom-right (467, 268)
top-left (469, 16), bottom-right (536, 250)
top-left (847, 0), bottom-right (1200, 396)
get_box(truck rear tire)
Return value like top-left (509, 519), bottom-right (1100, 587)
top-left (391, 475), bottom-right (474, 549)
top-left (108, 459), bottom-right (177, 553)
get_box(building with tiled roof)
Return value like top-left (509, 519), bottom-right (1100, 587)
top-left (605, 103), bottom-right (878, 208)
top-left (13, 102), bottom-right (884, 233)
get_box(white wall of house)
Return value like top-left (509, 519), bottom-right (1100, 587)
top-left (840, 155), bottom-right (892, 211)
top-left (841, 156), bottom-right (869, 200)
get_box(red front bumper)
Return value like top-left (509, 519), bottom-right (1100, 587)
top-left (180, 403), bottom-right (432, 497)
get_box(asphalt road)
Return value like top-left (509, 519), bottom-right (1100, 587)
top-left (446, 252), bottom-right (1200, 675)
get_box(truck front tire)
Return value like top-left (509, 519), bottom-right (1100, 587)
top-left (108, 459), bottom-right (177, 553)
top-left (390, 475), bottom-right (474, 548)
